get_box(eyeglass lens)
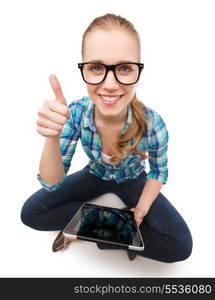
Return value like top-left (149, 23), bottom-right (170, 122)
top-left (82, 63), bottom-right (139, 84)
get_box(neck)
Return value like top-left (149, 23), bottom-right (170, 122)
top-left (94, 107), bottom-right (128, 127)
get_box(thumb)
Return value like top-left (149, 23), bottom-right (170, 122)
top-left (130, 208), bottom-right (143, 226)
top-left (136, 214), bottom-right (143, 225)
top-left (49, 74), bottom-right (67, 105)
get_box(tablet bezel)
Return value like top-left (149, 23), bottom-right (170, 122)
top-left (63, 202), bottom-right (144, 251)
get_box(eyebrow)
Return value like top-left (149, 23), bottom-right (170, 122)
top-left (87, 59), bottom-right (134, 64)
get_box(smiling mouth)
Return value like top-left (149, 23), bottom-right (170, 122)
top-left (99, 94), bottom-right (123, 103)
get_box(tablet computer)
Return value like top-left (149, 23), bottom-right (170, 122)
top-left (63, 203), bottom-right (144, 251)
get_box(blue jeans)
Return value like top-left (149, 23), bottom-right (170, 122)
top-left (20, 165), bottom-right (192, 263)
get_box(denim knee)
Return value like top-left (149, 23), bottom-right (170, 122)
top-left (20, 200), bottom-right (42, 230)
top-left (167, 229), bottom-right (193, 263)
top-left (20, 202), bottom-right (32, 228)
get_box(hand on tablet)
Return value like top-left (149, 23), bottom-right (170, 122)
top-left (130, 206), bottom-right (148, 226)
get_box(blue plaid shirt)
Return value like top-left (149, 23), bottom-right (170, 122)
top-left (37, 96), bottom-right (169, 191)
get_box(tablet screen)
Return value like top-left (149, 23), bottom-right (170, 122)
top-left (63, 203), bottom-right (144, 249)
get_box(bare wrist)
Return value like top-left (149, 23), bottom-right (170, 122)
top-left (136, 202), bottom-right (150, 215)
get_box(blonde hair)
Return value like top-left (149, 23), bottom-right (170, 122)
top-left (81, 13), bottom-right (148, 163)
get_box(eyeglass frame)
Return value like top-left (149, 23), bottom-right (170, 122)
top-left (78, 61), bottom-right (144, 85)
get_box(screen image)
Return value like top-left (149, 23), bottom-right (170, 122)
top-left (63, 203), bottom-right (144, 248)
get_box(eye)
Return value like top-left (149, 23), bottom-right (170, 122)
top-left (91, 65), bottom-right (101, 71)
top-left (117, 64), bottom-right (132, 72)
top-left (88, 64), bottom-right (105, 72)
top-left (120, 66), bottom-right (130, 71)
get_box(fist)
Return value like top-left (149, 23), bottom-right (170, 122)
top-left (36, 74), bottom-right (70, 137)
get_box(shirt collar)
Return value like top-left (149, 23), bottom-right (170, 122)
top-left (83, 97), bottom-right (132, 134)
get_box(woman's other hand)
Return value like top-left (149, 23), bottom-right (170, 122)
top-left (36, 74), bottom-right (70, 138)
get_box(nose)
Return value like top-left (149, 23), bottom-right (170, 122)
top-left (102, 70), bottom-right (119, 89)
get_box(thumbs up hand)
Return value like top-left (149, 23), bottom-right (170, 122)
top-left (37, 75), bottom-right (70, 137)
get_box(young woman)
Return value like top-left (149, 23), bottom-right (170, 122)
top-left (21, 13), bottom-right (192, 262)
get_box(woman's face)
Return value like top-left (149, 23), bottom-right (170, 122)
top-left (83, 29), bottom-right (140, 121)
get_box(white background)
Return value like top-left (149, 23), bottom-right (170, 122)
top-left (0, 0), bottom-right (215, 277)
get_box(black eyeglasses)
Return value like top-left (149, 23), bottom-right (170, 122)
top-left (78, 62), bottom-right (144, 85)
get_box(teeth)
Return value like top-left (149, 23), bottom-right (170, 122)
top-left (101, 95), bottom-right (121, 102)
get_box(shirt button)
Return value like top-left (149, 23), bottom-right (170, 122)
top-left (109, 174), bottom-right (114, 179)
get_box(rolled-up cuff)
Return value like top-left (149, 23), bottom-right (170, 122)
top-left (146, 171), bottom-right (168, 184)
top-left (36, 173), bottom-right (66, 192)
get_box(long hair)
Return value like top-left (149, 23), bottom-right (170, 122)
top-left (81, 13), bottom-right (148, 163)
